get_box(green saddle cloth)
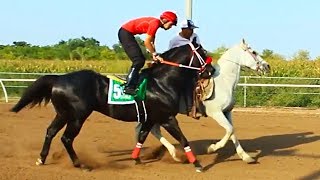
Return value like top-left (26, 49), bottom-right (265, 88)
top-left (107, 75), bottom-right (147, 104)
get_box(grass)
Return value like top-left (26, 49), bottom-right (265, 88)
top-left (0, 59), bottom-right (132, 74)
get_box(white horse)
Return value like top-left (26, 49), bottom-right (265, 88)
top-left (140, 39), bottom-right (270, 163)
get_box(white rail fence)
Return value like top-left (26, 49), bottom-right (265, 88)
top-left (1, 72), bottom-right (320, 106)
top-left (239, 76), bottom-right (320, 107)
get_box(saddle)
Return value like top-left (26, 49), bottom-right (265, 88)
top-left (106, 74), bottom-right (148, 123)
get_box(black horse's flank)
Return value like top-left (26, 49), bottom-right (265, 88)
top-left (11, 40), bottom-right (214, 172)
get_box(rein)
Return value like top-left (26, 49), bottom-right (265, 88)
top-left (157, 42), bottom-right (210, 72)
top-left (159, 60), bottom-right (203, 70)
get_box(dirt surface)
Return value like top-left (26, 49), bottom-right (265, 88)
top-left (0, 103), bottom-right (319, 180)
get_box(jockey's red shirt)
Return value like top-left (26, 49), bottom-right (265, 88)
top-left (121, 17), bottom-right (161, 37)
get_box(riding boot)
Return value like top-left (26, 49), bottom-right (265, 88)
top-left (187, 95), bottom-right (202, 120)
top-left (124, 67), bottom-right (140, 95)
top-left (187, 84), bottom-right (203, 120)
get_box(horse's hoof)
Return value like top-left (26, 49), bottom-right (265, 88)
top-left (134, 158), bottom-right (142, 165)
top-left (195, 167), bottom-right (203, 173)
top-left (35, 158), bottom-right (44, 166)
top-left (244, 157), bottom-right (257, 164)
top-left (73, 162), bottom-right (81, 168)
top-left (172, 156), bottom-right (182, 162)
top-left (169, 151), bottom-right (182, 162)
top-left (194, 160), bottom-right (203, 173)
top-left (74, 162), bottom-right (92, 171)
top-left (82, 168), bottom-right (91, 172)
top-left (80, 164), bottom-right (92, 172)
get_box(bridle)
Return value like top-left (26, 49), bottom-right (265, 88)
top-left (244, 47), bottom-right (265, 72)
top-left (158, 42), bottom-right (211, 73)
top-left (223, 45), bottom-right (264, 72)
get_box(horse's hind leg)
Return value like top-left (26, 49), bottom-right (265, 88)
top-left (131, 120), bottom-right (154, 164)
top-left (161, 116), bottom-right (203, 172)
top-left (36, 114), bottom-right (67, 166)
top-left (61, 113), bottom-right (90, 170)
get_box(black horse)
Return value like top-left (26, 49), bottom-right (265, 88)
top-left (11, 41), bottom-right (213, 172)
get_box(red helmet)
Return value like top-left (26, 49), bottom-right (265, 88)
top-left (160, 11), bottom-right (177, 25)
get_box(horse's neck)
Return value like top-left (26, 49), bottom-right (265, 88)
top-left (150, 67), bottom-right (186, 93)
top-left (214, 53), bottom-right (241, 90)
top-left (149, 47), bottom-right (193, 95)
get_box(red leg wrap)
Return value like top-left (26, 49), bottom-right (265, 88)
top-left (184, 146), bottom-right (196, 163)
top-left (131, 143), bottom-right (142, 159)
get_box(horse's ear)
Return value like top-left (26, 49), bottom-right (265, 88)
top-left (192, 37), bottom-right (198, 45)
top-left (240, 38), bottom-right (248, 49)
top-left (241, 38), bottom-right (246, 45)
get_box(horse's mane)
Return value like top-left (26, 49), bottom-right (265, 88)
top-left (140, 44), bottom-right (190, 75)
top-left (160, 44), bottom-right (190, 60)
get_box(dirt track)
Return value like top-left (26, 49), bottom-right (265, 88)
top-left (0, 103), bottom-right (319, 180)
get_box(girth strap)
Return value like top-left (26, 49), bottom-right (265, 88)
top-left (134, 100), bottom-right (147, 123)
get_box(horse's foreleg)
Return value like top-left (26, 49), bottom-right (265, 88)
top-left (224, 112), bottom-right (255, 163)
top-left (36, 115), bottom-right (67, 166)
top-left (208, 111), bottom-right (255, 163)
top-left (161, 116), bottom-right (203, 172)
top-left (149, 123), bottom-right (180, 162)
top-left (136, 122), bottom-right (180, 162)
top-left (229, 134), bottom-right (255, 163)
top-left (207, 111), bottom-right (234, 153)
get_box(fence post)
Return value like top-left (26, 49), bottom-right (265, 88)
top-left (0, 80), bottom-right (9, 103)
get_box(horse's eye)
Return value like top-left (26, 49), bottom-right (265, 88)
top-left (203, 49), bottom-right (208, 55)
top-left (252, 51), bottom-right (257, 55)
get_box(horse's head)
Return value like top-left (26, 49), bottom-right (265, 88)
top-left (160, 38), bottom-right (214, 79)
top-left (226, 39), bottom-right (270, 75)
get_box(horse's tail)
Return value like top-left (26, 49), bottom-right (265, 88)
top-left (10, 75), bottom-right (59, 112)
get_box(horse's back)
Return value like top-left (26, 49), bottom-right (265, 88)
top-left (59, 70), bottom-right (101, 83)
top-left (51, 70), bottom-right (108, 112)
top-left (204, 75), bottom-right (235, 112)
top-left (56, 70), bottom-right (105, 89)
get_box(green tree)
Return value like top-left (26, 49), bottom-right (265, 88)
top-left (13, 41), bottom-right (30, 47)
top-left (112, 37), bottom-right (151, 60)
top-left (292, 50), bottom-right (310, 61)
top-left (208, 45), bottom-right (228, 61)
top-left (135, 37), bottom-right (151, 59)
top-left (54, 37), bottom-right (101, 60)
top-left (261, 49), bottom-right (274, 59)
top-left (112, 43), bottom-right (124, 53)
top-left (100, 46), bottom-right (116, 60)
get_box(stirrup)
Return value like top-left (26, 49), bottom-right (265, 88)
top-left (123, 87), bottom-right (137, 95)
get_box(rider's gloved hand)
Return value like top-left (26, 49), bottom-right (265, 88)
top-left (152, 52), bottom-right (163, 62)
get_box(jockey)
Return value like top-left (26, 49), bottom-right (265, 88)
top-left (119, 11), bottom-right (178, 95)
top-left (169, 19), bottom-right (205, 119)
